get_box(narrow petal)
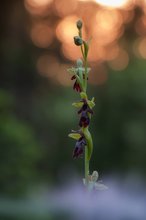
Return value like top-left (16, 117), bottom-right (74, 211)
top-left (71, 75), bottom-right (76, 80)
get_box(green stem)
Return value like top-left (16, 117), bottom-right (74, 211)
top-left (78, 30), bottom-right (91, 187)
top-left (82, 126), bottom-right (93, 186)
top-left (85, 145), bottom-right (89, 184)
top-left (81, 45), bottom-right (85, 60)
top-left (84, 57), bottom-right (88, 92)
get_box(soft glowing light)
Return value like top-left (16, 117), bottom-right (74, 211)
top-left (95, 9), bottom-right (122, 31)
top-left (135, 16), bottom-right (146, 36)
top-left (91, 9), bottom-right (123, 46)
top-left (104, 44), bottom-right (120, 61)
top-left (30, 24), bottom-right (53, 48)
top-left (138, 38), bottom-right (146, 59)
top-left (88, 40), bottom-right (105, 62)
top-left (76, 2), bottom-right (98, 28)
top-left (94, 0), bottom-right (130, 8)
top-left (54, 0), bottom-right (78, 17)
top-left (122, 10), bottom-right (134, 24)
top-left (56, 16), bottom-right (85, 44)
top-left (61, 43), bottom-right (81, 61)
top-left (25, 0), bottom-right (52, 15)
top-left (25, 0), bottom-right (52, 7)
top-left (87, 39), bottom-right (120, 62)
top-left (108, 49), bottom-right (129, 70)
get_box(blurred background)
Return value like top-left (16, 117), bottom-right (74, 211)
top-left (1, 0), bottom-right (146, 218)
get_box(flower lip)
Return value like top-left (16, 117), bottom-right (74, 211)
top-left (79, 111), bottom-right (90, 127)
top-left (78, 99), bottom-right (93, 114)
top-left (78, 99), bottom-right (93, 127)
top-left (71, 75), bottom-right (76, 80)
top-left (73, 136), bottom-right (86, 159)
top-left (71, 75), bottom-right (82, 92)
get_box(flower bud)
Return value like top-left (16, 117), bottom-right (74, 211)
top-left (74, 36), bottom-right (83, 46)
top-left (77, 59), bottom-right (83, 68)
top-left (76, 20), bottom-right (82, 30)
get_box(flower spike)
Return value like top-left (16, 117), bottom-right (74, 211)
top-left (67, 20), bottom-right (106, 190)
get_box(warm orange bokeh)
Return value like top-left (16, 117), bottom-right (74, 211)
top-left (54, 0), bottom-right (78, 17)
top-left (25, 0), bottom-right (53, 15)
top-left (138, 37), bottom-right (146, 59)
top-left (108, 49), bottom-right (129, 71)
top-left (31, 23), bottom-right (54, 48)
top-left (94, 0), bottom-right (130, 8)
top-left (56, 16), bottom-right (79, 45)
top-left (24, 0), bottom-right (146, 85)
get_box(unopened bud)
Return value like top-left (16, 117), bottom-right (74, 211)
top-left (76, 20), bottom-right (82, 30)
top-left (77, 59), bottom-right (83, 67)
top-left (74, 36), bottom-right (83, 46)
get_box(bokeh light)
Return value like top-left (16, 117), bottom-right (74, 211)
top-left (54, 0), bottom-right (78, 17)
top-left (138, 37), bottom-right (146, 59)
top-left (91, 9), bottom-right (123, 46)
top-left (25, 0), bottom-right (53, 15)
top-left (24, 0), bottom-right (146, 85)
top-left (108, 49), bottom-right (129, 70)
top-left (56, 15), bottom-right (86, 60)
top-left (27, 0), bottom-right (53, 7)
top-left (94, 0), bottom-right (130, 8)
top-left (61, 43), bottom-right (81, 61)
top-left (30, 23), bottom-right (54, 48)
top-left (56, 16), bottom-right (79, 44)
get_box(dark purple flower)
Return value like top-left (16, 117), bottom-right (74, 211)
top-left (73, 136), bottom-right (86, 159)
top-left (71, 75), bottom-right (82, 92)
top-left (78, 99), bottom-right (93, 127)
top-left (79, 111), bottom-right (90, 127)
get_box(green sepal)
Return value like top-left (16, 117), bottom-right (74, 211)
top-left (87, 37), bottom-right (92, 46)
top-left (80, 92), bottom-right (87, 99)
top-left (68, 133), bottom-right (81, 140)
top-left (78, 67), bottom-right (91, 74)
top-left (83, 41), bottom-right (89, 60)
top-left (67, 67), bottom-right (90, 75)
top-left (72, 101), bottom-right (83, 108)
top-left (78, 67), bottom-right (83, 82)
top-left (87, 97), bottom-right (95, 109)
top-left (67, 67), bottom-right (77, 75)
top-left (86, 67), bottom-right (91, 73)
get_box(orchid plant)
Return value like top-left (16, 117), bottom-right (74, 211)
top-left (68, 20), bottom-right (107, 191)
